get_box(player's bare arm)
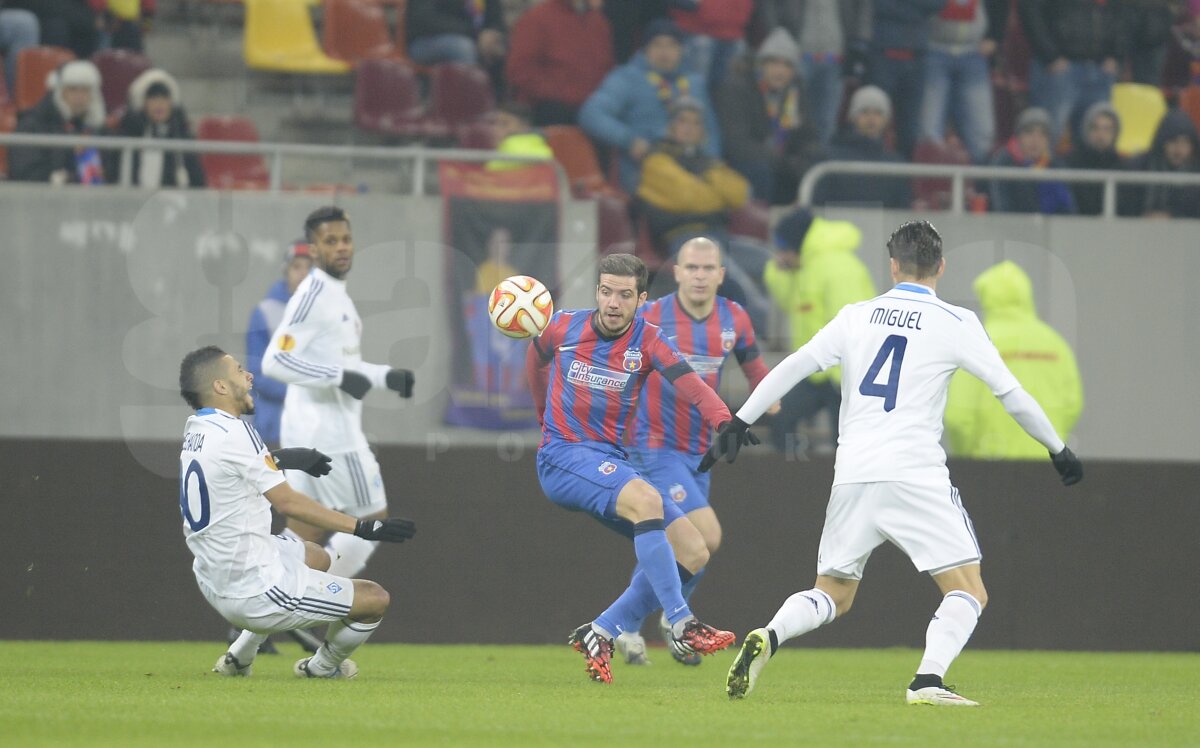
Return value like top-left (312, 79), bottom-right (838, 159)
top-left (264, 483), bottom-right (416, 542)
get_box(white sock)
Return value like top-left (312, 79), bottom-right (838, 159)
top-left (306, 617), bottom-right (380, 676)
top-left (228, 629), bottom-right (268, 664)
top-left (325, 532), bottom-right (379, 577)
top-left (917, 590), bottom-right (982, 677)
top-left (767, 588), bottom-right (837, 644)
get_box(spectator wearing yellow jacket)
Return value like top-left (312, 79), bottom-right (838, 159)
top-left (763, 208), bottom-right (876, 453)
top-left (638, 96), bottom-right (772, 333)
top-left (945, 260), bottom-right (1083, 459)
top-left (485, 101), bottom-right (554, 171)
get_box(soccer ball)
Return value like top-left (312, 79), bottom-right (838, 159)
top-left (488, 275), bottom-right (554, 339)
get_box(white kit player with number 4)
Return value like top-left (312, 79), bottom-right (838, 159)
top-left (706, 221), bottom-right (1083, 707)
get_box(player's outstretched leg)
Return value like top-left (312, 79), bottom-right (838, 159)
top-left (569, 623), bottom-right (615, 684)
top-left (214, 629), bottom-right (269, 677)
top-left (295, 579), bottom-right (388, 680)
top-left (726, 628), bottom-right (772, 699)
top-left (906, 589), bottom-right (984, 707)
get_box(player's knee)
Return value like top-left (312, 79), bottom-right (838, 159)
top-left (968, 586), bottom-right (988, 610)
top-left (704, 526), bottom-right (722, 554)
top-left (304, 541), bottom-right (331, 571)
top-left (621, 483), bottom-right (665, 523)
top-left (351, 580), bottom-right (390, 621)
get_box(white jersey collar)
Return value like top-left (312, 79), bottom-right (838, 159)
top-left (312, 265), bottom-right (347, 289)
top-left (893, 282), bottom-right (936, 296)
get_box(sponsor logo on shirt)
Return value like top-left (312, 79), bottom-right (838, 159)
top-left (567, 360), bottom-right (630, 392)
top-left (669, 483), bottom-right (687, 503)
top-left (622, 348), bottom-right (643, 372)
top-left (279, 334), bottom-right (296, 352)
top-left (264, 454), bottom-right (279, 471)
top-left (721, 328), bottom-right (736, 352)
top-left (598, 461), bottom-right (617, 475)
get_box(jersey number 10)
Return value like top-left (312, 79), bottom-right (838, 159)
top-left (859, 334), bottom-right (907, 412)
top-left (180, 459), bottom-right (211, 532)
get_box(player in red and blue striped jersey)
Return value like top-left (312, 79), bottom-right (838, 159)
top-left (621, 237), bottom-right (778, 666)
top-left (525, 253), bottom-right (745, 684)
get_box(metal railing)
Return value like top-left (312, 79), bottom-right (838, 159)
top-left (797, 160), bottom-right (1200, 217)
top-left (0, 132), bottom-right (568, 198)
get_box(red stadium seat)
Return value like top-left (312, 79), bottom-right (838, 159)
top-left (427, 63), bottom-right (494, 139)
top-left (596, 192), bottom-right (634, 255)
top-left (352, 57), bottom-right (432, 138)
top-left (728, 199), bottom-right (769, 242)
top-left (455, 120), bottom-right (496, 149)
top-left (542, 125), bottom-right (613, 197)
top-left (1179, 85), bottom-right (1200, 134)
top-left (195, 115), bottom-right (270, 189)
top-left (912, 139), bottom-right (971, 210)
top-left (0, 105), bottom-right (17, 178)
top-left (323, 0), bottom-right (403, 63)
top-left (92, 49), bottom-right (153, 117)
top-left (14, 46), bottom-right (75, 112)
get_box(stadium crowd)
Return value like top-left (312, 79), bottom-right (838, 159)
top-left (2, 0), bottom-right (1200, 218)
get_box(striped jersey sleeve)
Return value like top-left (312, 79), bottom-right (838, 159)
top-left (261, 274), bottom-right (342, 387)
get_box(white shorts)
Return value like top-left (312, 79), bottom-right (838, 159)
top-left (817, 481), bottom-right (982, 581)
top-left (287, 448), bottom-right (387, 518)
top-left (199, 536), bottom-right (356, 634)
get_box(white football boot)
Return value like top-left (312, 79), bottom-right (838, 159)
top-left (726, 628), bottom-right (772, 699)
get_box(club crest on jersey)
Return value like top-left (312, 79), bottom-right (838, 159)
top-left (721, 328), bottom-right (736, 352)
top-left (622, 348), bottom-right (643, 372)
top-left (598, 461), bottom-right (617, 475)
top-left (669, 483), bottom-right (687, 503)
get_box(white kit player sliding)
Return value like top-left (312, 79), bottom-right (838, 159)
top-left (263, 206), bottom-right (415, 579)
top-left (705, 221), bottom-right (1084, 706)
top-left (177, 346), bottom-right (416, 678)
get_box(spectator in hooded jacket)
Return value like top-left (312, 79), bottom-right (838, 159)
top-left (988, 106), bottom-right (1075, 214)
top-left (0, 4), bottom-right (39, 94)
top-left (580, 19), bottom-right (720, 194)
top-left (1018, 0), bottom-right (1123, 143)
top-left (945, 260), bottom-right (1082, 459)
top-left (1120, 109), bottom-right (1200, 219)
top-left (717, 28), bottom-right (824, 205)
top-left (505, 0), bottom-right (613, 126)
top-left (812, 85), bottom-right (913, 209)
top-left (919, 0), bottom-right (1009, 164)
top-left (10, 59), bottom-right (107, 185)
top-left (755, 0), bottom-right (872, 147)
top-left (105, 68), bottom-right (205, 188)
top-left (763, 208), bottom-right (876, 455)
top-left (867, 0), bottom-right (947, 158)
top-left (246, 240), bottom-right (315, 448)
top-left (1064, 101), bottom-right (1122, 216)
top-left (668, 0), bottom-right (754, 93)
top-left (484, 101), bottom-right (554, 170)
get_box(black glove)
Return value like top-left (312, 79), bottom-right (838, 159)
top-left (353, 517), bottom-right (417, 543)
top-left (385, 368), bottom-right (415, 398)
top-left (338, 370), bottom-right (371, 400)
top-left (271, 448), bottom-right (332, 477)
top-left (1051, 447), bottom-right (1083, 486)
top-left (698, 416), bottom-right (761, 472)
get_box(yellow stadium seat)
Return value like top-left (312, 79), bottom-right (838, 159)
top-left (243, 0), bottom-right (351, 74)
top-left (1111, 83), bottom-right (1167, 157)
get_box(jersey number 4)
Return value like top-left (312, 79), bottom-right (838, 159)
top-left (180, 459), bottom-right (211, 532)
top-left (859, 334), bottom-right (907, 412)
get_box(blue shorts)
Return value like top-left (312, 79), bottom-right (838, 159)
top-left (537, 440), bottom-right (685, 538)
top-left (628, 446), bottom-right (712, 515)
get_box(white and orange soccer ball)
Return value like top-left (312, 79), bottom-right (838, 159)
top-left (488, 275), bottom-right (554, 339)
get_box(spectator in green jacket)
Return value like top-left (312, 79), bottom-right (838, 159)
top-left (485, 101), bottom-right (554, 171)
top-left (763, 208), bottom-right (876, 454)
top-left (945, 260), bottom-right (1083, 459)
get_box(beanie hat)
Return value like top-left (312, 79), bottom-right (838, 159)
top-left (643, 19), bottom-right (684, 47)
top-left (1015, 107), bottom-right (1052, 135)
top-left (756, 28), bottom-right (801, 69)
top-left (773, 208), bottom-right (815, 250)
top-left (1080, 101), bottom-right (1120, 140)
top-left (668, 95), bottom-right (705, 120)
top-left (56, 60), bottom-right (101, 89)
top-left (847, 85), bottom-right (892, 121)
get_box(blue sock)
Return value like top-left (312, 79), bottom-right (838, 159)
top-left (681, 566), bottom-right (706, 601)
top-left (631, 520), bottom-right (691, 626)
top-left (626, 564), bottom-right (705, 634)
top-left (593, 570), bottom-right (657, 638)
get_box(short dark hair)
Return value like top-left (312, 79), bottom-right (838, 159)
top-left (179, 346), bottom-right (227, 410)
top-left (597, 253), bottom-right (648, 295)
top-left (887, 220), bottom-right (943, 278)
top-left (304, 206), bottom-right (350, 243)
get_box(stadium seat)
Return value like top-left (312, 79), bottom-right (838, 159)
top-left (427, 63), bottom-right (494, 139)
top-left (195, 115), bottom-right (271, 189)
top-left (542, 125), bottom-right (612, 197)
top-left (1111, 83), bottom-right (1168, 156)
top-left (323, 0), bottom-right (403, 63)
top-left (912, 139), bottom-right (971, 210)
top-left (1178, 85), bottom-right (1200, 134)
top-left (455, 120), bottom-right (496, 149)
top-left (728, 199), bottom-right (769, 242)
top-left (596, 192), bottom-right (635, 255)
top-left (92, 49), bottom-right (153, 117)
top-left (243, 0), bottom-right (351, 74)
top-left (14, 46), bottom-right (75, 112)
top-left (0, 105), bottom-right (16, 179)
top-left (0, 62), bottom-right (9, 109)
top-left (352, 58), bottom-right (431, 138)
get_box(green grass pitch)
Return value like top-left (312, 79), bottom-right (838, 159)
top-left (1, 641), bottom-right (1196, 747)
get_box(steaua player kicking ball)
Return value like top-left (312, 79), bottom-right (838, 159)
top-left (526, 253), bottom-right (753, 683)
